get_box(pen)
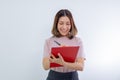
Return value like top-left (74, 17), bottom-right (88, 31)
top-left (54, 40), bottom-right (61, 46)
top-left (50, 40), bottom-right (61, 58)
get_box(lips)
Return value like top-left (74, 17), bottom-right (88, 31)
top-left (60, 29), bottom-right (68, 33)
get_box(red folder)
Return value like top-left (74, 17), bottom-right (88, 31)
top-left (50, 46), bottom-right (80, 68)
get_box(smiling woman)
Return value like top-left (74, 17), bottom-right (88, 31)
top-left (42, 9), bottom-right (85, 80)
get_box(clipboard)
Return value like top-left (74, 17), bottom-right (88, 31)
top-left (50, 46), bottom-right (80, 68)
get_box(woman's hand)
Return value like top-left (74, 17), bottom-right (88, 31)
top-left (49, 53), bottom-right (65, 65)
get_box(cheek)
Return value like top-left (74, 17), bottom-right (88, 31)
top-left (68, 26), bottom-right (71, 30)
top-left (57, 26), bottom-right (61, 31)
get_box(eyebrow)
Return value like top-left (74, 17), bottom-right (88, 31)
top-left (58, 21), bottom-right (70, 23)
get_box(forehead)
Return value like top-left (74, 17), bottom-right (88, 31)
top-left (58, 16), bottom-right (70, 22)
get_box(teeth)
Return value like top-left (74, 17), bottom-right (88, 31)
top-left (62, 31), bottom-right (67, 33)
top-left (61, 29), bottom-right (67, 32)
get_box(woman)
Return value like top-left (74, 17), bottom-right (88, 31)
top-left (42, 9), bottom-right (86, 80)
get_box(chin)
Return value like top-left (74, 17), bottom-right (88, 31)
top-left (61, 34), bottom-right (68, 36)
top-left (61, 33), bottom-right (68, 36)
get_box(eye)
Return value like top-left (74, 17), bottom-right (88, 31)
top-left (59, 22), bottom-right (63, 25)
top-left (66, 23), bottom-right (70, 26)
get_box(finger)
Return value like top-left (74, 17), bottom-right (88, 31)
top-left (50, 54), bottom-right (56, 59)
top-left (49, 56), bottom-right (55, 63)
top-left (60, 44), bottom-right (66, 47)
top-left (58, 53), bottom-right (63, 60)
top-left (49, 57), bottom-right (53, 62)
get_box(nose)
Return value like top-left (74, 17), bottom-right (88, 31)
top-left (62, 24), bottom-right (67, 29)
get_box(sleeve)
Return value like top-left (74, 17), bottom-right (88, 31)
top-left (77, 38), bottom-right (86, 60)
top-left (43, 39), bottom-right (51, 57)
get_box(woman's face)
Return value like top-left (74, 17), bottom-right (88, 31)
top-left (57, 16), bottom-right (71, 36)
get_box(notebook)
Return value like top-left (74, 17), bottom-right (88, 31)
top-left (50, 46), bottom-right (80, 68)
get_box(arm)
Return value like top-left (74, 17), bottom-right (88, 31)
top-left (49, 53), bottom-right (85, 71)
top-left (63, 57), bottom-right (85, 71)
top-left (58, 53), bottom-right (85, 71)
top-left (42, 57), bottom-right (50, 70)
top-left (42, 39), bottom-right (51, 70)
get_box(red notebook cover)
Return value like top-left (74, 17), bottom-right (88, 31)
top-left (50, 46), bottom-right (80, 68)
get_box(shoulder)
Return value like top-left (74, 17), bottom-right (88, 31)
top-left (45, 36), bottom-right (56, 43)
top-left (74, 36), bottom-right (83, 43)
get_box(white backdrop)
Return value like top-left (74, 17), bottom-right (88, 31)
top-left (0, 0), bottom-right (120, 80)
